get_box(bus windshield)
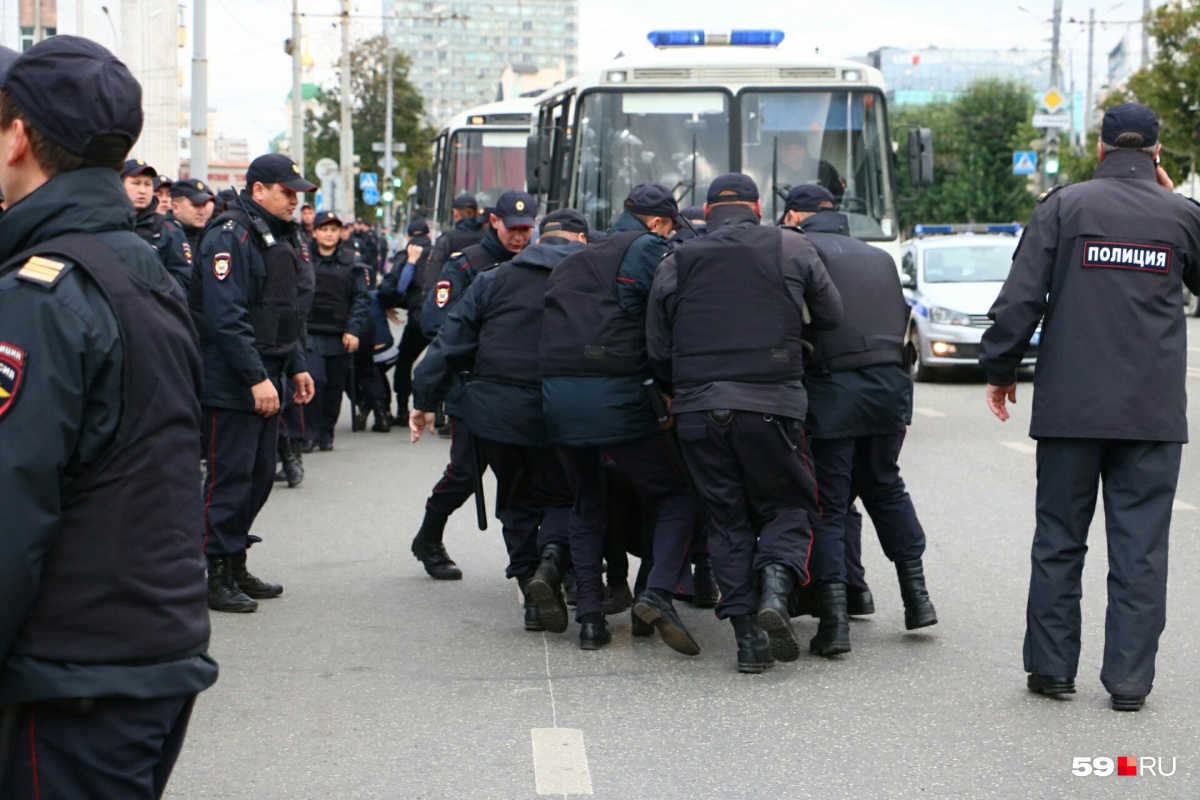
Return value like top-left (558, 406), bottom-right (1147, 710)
top-left (441, 129), bottom-right (527, 227)
top-left (741, 90), bottom-right (895, 240)
top-left (574, 90), bottom-right (730, 231)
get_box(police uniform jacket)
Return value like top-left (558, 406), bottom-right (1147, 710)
top-left (164, 210), bottom-right (205, 250)
top-left (413, 238), bottom-right (587, 448)
top-left (647, 203), bottom-right (843, 420)
top-left (539, 212), bottom-right (669, 447)
top-left (0, 168), bottom-right (216, 705)
top-left (424, 215), bottom-right (486, 294)
top-left (307, 242), bottom-right (372, 356)
top-left (134, 203), bottom-right (192, 291)
top-left (797, 211), bottom-right (913, 438)
top-left (189, 192), bottom-right (310, 412)
top-left (981, 150), bottom-right (1200, 441)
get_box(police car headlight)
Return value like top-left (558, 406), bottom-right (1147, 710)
top-left (929, 306), bottom-right (971, 326)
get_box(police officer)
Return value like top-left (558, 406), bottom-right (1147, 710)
top-left (165, 177), bottom-right (216, 251)
top-left (782, 185), bottom-right (936, 657)
top-left (383, 218), bottom-right (434, 418)
top-left (303, 211), bottom-right (372, 450)
top-left (122, 158), bottom-right (192, 289)
top-left (299, 202), bottom-right (316, 245)
top-left (424, 193), bottom-right (485, 288)
top-left (540, 184), bottom-right (700, 653)
top-left (409, 189), bottom-right (536, 581)
top-left (190, 152), bottom-right (317, 613)
top-left (0, 36), bottom-right (216, 798)
top-left (153, 173), bottom-right (173, 214)
top-left (981, 103), bottom-right (1200, 712)
top-left (648, 173), bottom-right (843, 673)
top-left (410, 209), bottom-right (588, 631)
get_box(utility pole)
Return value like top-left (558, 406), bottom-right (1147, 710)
top-left (383, 45), bottom-right (396, 234)
top-left (1049, 0), bottom-right (1063, 90)
top-left (191, 0), bottom-right (208, 183)
top-left (1141, 0), bottom-right (1150, 68)
top-left (1085, 7), bottom-right (1095, 133)
top-left (76, 0), bottom-right (85, 38)
top-left (291, 0), bottom-right (305, 179)
top-left (339, 0), bottom-right (355, 220)
top-left (34, 0), bottom-right (43, 42)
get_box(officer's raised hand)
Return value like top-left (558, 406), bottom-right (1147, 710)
top-left (342, 332), bottom-right (359, 353)
top-left (986, 382), bottom-right (1017, 422)
top-left (251, 378), bottom-right (280, 417)
top-left (407, 242), bottom-right (424, 265)
top-left (292, 371), bottom-right (315, 405)
top-left (408, 409), bottom-right (436, 442)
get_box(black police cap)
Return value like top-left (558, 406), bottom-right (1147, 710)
top-left (453, 193), bottom-right (479, 210)
top-left (1101, 102), bottom-right (1159, 148)
top-left (170, 178), bottom-right (214, 202)
top-left (1, 36), bottom-right (142, 163)
top-left (406, 219), bottom-right (430, 235)
top-left (706, 173), bottom-right (759, 204)
top-left (680, 205), bottom-right (705, 222)
top-left (313, 211), bottom-right (343, 229)
top-left (784, 184), bottom-right (836, 212)
top-left (245, 153), bottom-right (317, 193)
top-left (120, 158), bottom-right (156, 179)
top-left (624, 183), bottom-right (685, 226)
top-left (0, 45), bottom-right (18, 84)
top-left (539, 208), bottom-right (588, 235)
top-left (492, 190), bottom-right (537, 228)
top-left (153, 175), bottom-right (174, 191)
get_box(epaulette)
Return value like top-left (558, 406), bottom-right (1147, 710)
top-left (449, 251), bottom-right (463, 258)
top-left (221, 219), bottom-right (238, 231)
top-left (1037, 183), bottom-right (1071, 203)
top-left (14, 255), bottom-right (73, 289)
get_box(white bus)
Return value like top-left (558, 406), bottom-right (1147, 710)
top-left (526, 30), bottom-right (931, 263)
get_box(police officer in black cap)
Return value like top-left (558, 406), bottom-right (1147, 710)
top-left (648, 173), bottom-right (843, 673)
top-left (410, 209), bottom-right (589, 630)
top-left (122, 158), bottom-right (192, 289)
top-left (540, 183), bottom-right (701, 652)
top-left (153, 173), bottom-right (173, 214)
top-left (379, 218), bottom-right (435, 419)
top-left (0, 36), bottom-right (216, 798)
top-left (781, 184), bottom-right (936, 657)
top-left (409, 189), bottom-right (537, 581)
top-left (982, 102), bottom-right (1200, 711)
top-left (190, 152), bottom-right (317, 613)
top-left (424, 192), bottom-right (485, 290)
top-left (164, 177), bottom-right (216, 252)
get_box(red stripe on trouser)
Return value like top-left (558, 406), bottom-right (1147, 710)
top-left (201, 409), bottom-right (218, 553)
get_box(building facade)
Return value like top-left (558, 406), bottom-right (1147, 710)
top-left (866, 45), bottom-right (1054, 107)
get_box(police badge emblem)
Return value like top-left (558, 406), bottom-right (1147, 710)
top-left (435, 279), bottom-right (451, 308)
top-left (182, 242), bottom-right (193, 265)
top-left (213, 252), bottom-right (232, 281)
top-left (0, 342), bottom-right (26, 421)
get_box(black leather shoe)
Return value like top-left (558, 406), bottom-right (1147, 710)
top-left (579, 619), bottom-right (611, 650)
top-left (757, 564), bottom-right (801, 662)
top-left (277, 438), bottom-right (303, 488)
top-left (518, 577), bottom-right (544, 632)
top-left (297, 439), bottom-right (317, 454)
top-left (1027, 673), bottom-right (1076, 696)
top-left (525, 544), bottom-right (570, 633)
top-left (1111, 694), bottom-right (1145, 712)
top-left (602, 580), bottom-right (633, 615)
top-left (318, 442), bottom-right (334, 452)
top-left (351, 405), bottom-right (369, 432)
top-left (230, 551), bottom-right (283, 599)
top-left (896, 560), bottom-right (938, 630)
top-left (207, 556), bottom-right (258, 613)
top-left (691, 555), bottom-right (720, 608)
top-left (847, 586), bottom-right (875, 616)
top-left (731, 614), bottom-right (775, 674)
top-left (411, 538), bottom-right (462, 580)
top-left (631, 609), bottom-right (654, 637)
top-left (633, 591), bottom-right (701, 656)
top-left (371, 405), bottom-right (391, 433)
top-left (809, 583), bottom-right (851, 657)
top-left (787, 583), bottom-right (818, 618)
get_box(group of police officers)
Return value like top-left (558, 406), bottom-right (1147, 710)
top-left (0, 29), bottom-right (1195, 797)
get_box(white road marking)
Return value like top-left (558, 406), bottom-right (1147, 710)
top-left (1187, 367), bottom-right (1200, 380)
top-left (913, 407), bottom-right (947, 418)
top-left (1000, 441), bottom-right (1037, 455)
top-left (1173, 500), bottom-right (1197, 512)
top-left (531, 728), bottom-right (593, 796)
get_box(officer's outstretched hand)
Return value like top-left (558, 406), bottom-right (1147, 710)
top-left (409, 409), bottom-right (436, 442)
top-left (986, 383), bottom-right (1017, 422)
top-left (251, 378), bottom-right (281, 417)
top-left (343, 333), bottom-right (360, 353)
top-left (292, 372), bottom-right (315, 405)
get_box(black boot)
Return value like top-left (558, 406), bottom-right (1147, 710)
top-left (524, 543), bottom-right (570, 633)
top-left (371, 404), bottom-right (391, 433)
top-left (787, 583), bottom-right (819, 618)
top-left (352, 404), bottom-right (369, 432)
top-left (757, 564), bottom-right (801, 662)
top-left (518, 577), bottom-right (545, 632)
top-left (633, 589), bottom-right (701, 656)
top-left (277, 438), bottom-right (303, 488)
top-left (809, 583), bottom-right (851, 656)
top-left (230, 551), bottom-right (284, 599)
top-left (207, 556), bottom-right (258, 613)
top-left (601, 579), bottom-right (632, 615)
top-left (578, 613), bottom-right (611, 651)
top-left (847, 586), bottom-right (875, 616)
top-left (895, 560), bottom-right (938, 630)
top-left (411, 511), bottom-right (463, 580)
top-left (731, 614), bottom-right (774, 674)
top-left (691, 554), bottom-right (720, 608)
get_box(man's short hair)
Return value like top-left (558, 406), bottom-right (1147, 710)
top-left (0, 91), bottom-right (121, 175)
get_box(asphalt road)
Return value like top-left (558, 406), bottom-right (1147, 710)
top-left (165, 320), bottom-right (1200, 799)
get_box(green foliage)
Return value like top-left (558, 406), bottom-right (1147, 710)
top-left (304, 34), bottom-right (434, 223)
top-left (893, 79), bottom-right (1038, 233)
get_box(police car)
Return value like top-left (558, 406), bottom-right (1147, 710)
top-left (900, 224), bottom-right (1037, 380)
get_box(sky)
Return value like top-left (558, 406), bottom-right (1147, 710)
top-left (192, 0), bottom-right (1154, 157)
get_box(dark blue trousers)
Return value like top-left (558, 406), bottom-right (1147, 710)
top-left (424, 416), bottom-right (481, 518)
top-left (477, 437), bottom-right (571, 580)
top-left (1, 694), bottom-right (196, 800)
top-left (810, 431), bottom-right (925, 585)
top-left (556, 446), bottom-right (608, 619)
top-left (1027, 438), bottom-right (1179, 696)
top-left (676, 410), bottom-right (818, 619)
top-left (201, 404), bottom-right (278, 557)
top-left (303, 351), bottom-right (351, 446)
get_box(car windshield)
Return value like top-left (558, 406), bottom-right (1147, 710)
top-left (443, 129), bottom-right (527, 223)
top-left (922, 244), bottom-right (1017, 283)
top-left (574, 90), bottom-right (730, 231)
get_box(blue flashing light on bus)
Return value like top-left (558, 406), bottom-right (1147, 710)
top-left (985, 223), bottom-right (1022, 234)
top-left (730, 30), bottom-right (786, 46)
top-left (646, 30), bottom-right (786, 48)
top-left (646, 30), bottom-right (705, 47)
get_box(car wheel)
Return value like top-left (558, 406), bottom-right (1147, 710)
top-left (909, 331), bottom-right (935, 382)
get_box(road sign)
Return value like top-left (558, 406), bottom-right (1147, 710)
top-left (1040, 88), bottom-right (1066, 113)
top-left (1012, 151), bottom-right (1038, 175)
top-left (1033, 113), bottom-right (1070, 129)
top-left (359, 172), bottom-right (378, 191)
top-left (371, 142), bottom-right (408, 154)
top-left (363, 186), bottom-right (380, 206)
top-left (378, 154), bottom-right (399, 173)
top-left (314, 158), bottom-right (339, 181)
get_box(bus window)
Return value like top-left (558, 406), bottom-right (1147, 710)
top-left (442, 130), bottom-right (528, 224)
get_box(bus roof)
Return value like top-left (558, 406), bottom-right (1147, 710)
top-left (439, 97), bottom-right (538, 137)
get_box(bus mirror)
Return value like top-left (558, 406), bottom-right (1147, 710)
top-left (526, 132), bottom-right (549, 194)
top-left (416, 169), bottom-right (433, 211)
top-left (907, 128), bottom-right (934, 187)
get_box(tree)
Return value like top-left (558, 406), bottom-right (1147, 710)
top-left (893, 79), bottom-right (1038, 231)
top-left (304, 34), bottom-right (435, 225)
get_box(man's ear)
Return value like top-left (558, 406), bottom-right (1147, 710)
top-left (4, 118), bottom-right (30, 167)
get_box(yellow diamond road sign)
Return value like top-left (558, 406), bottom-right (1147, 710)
top-left (1041, 88), bottom-right (1066, 113)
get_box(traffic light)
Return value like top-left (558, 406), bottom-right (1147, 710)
top-left (382, 190), bottom-right (395, 203)
top-left (392, 177), bottom-right (402, 188)
top-left (1045, 134), bottom-right (1060, 176)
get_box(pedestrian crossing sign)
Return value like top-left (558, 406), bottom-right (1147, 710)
top-left (1013, 151), bottom-right (1038, 176)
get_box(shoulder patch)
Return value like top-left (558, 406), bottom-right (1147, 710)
top-left (1037, 183), bottom-right (1071, 203)
top-left (182, 242), bottom-right (193, 265)
top-left (0, 341), bottom-right (26, 421)
top-left (15, 256), bottom-right (72, 289)
top-left (300, 242), bottom-right (311, 263)
top-left (213, 251), bottom-right (232, 281)
top-left (435, 279), bottom-right (452, 308)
